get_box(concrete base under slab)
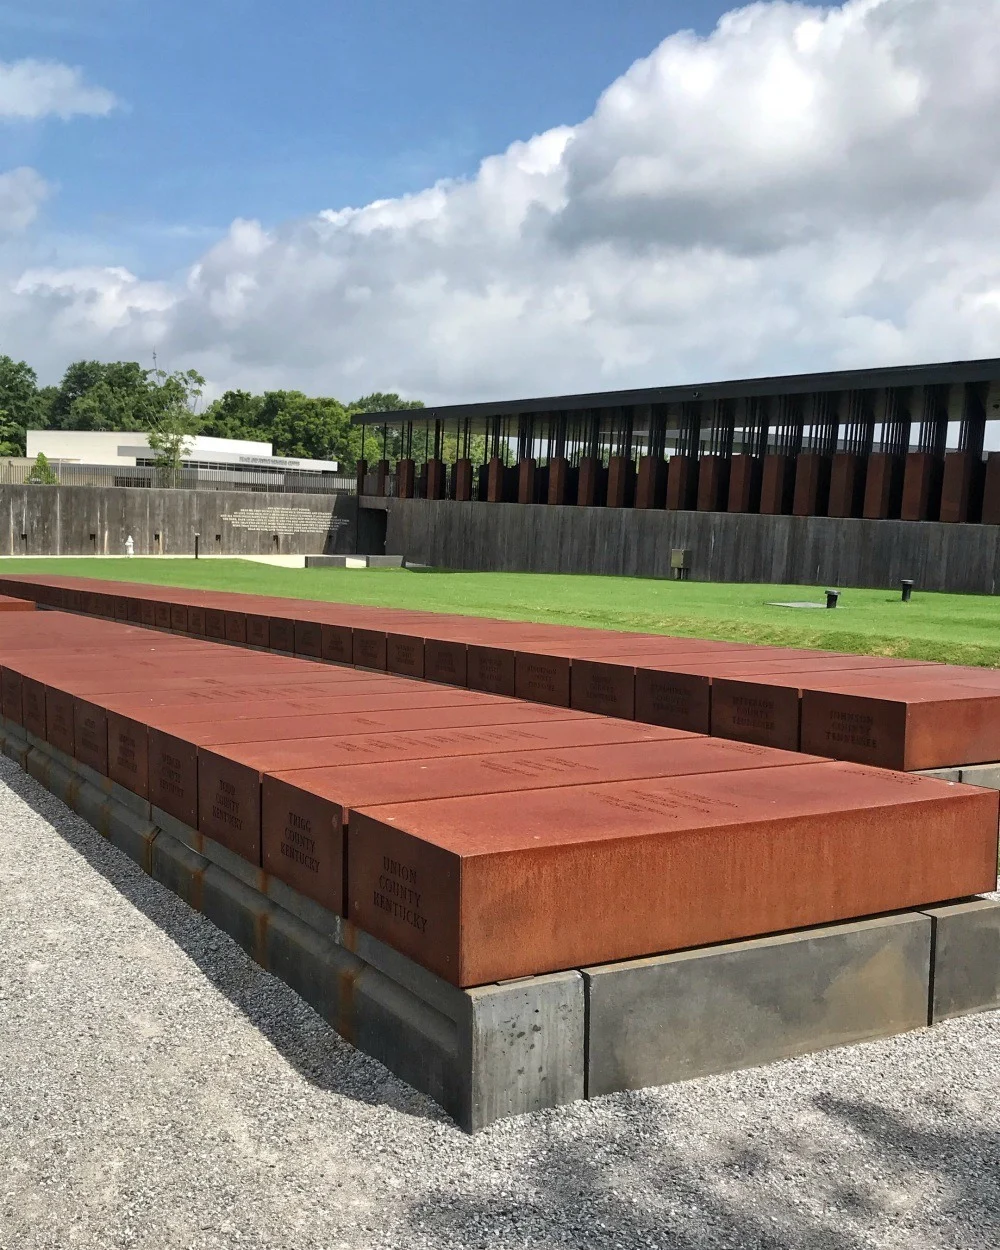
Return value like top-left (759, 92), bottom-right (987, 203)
top-left (2, 716), bottom-right (999, 1128)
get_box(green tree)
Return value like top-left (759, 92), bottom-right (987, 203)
top-left (200, 389), bottom-right (268, 442)
top-left (265, 391), bottom-right (352, 462)
top-left (146, 368), bottom-right (205, 486)
top-left (25, 451), bottom-right (58, 484)
top-left (0, 355), bottom-right (43, 455)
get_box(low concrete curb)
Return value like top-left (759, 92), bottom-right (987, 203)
top-left (921, 898), bottom-right (1000, 1021)
top-left (584, 914), bottom-right (933, 1097)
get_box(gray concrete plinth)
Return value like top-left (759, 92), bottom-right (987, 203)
top-left (584, 913), bottom-right (932, 1097)
top-left (7, 729), bottom-right (585, 1132)
top-left (957, 764), bottom-right (1000, 790)
top-left (921, 897), bottom-right (1000, 1021)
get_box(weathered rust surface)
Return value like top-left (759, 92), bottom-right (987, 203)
top-left (224, 611), bottom-right (248, 645)
top-left (169, 604), bottom-right (189, 632)
top-left (467, 645), bottom-right (516, 696)
top-left (570, 660), bottom-right (635, 719)
top-left (902, 451), bottom-right (942, 521)
top-left (245, 614), bottom-right (270, 647)
top-left (44, 687), bottom-right (76, 755)
top-left (792, 453), bottom-right (830, 517)
top-left (268, 617), bottom-right (296, 653)
top-left (710, 678), bottom-right (801, 750)
top-left (424, 639), bottom-right (467, 686)
top-left (74, 699), bottom-right (109, 774)
top-left (148, 728), bottom-right (200, 825)
top-left (386, 634), bottom-right (425, 679)
top-left (321, 623), bottom-right (354, 665)
top-left (827, 453), bottom-right (866, 518)
top-left (353, 629), bottom-right (387, 670)
top-left (515, 653), bottom-right (570, 707)
top-left (635, 669), bottom-right (711, 733)
top-left (695, 456), bottom-right (729, 512)
top-left (204, 609), bottom-right (227, 640)
top-left (293, 619), bottom-right (324, 659)
top-left (801, 680), bottom-right (1000, 770)
top-left (107, 712), bottom-right (148, 796)
top-left (154, 602), bottom-right (172, 630)
top-left (940, 451), bottom-right (981, 524)
top-left (348, 764), bottom-right (999, 985)
top-left (759, 454), bottom-right (794, 515)
top-left (665, 455), bottom-right (697, 510)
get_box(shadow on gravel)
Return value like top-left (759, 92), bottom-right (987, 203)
top-left (0, 758), bottom-right (445, 1126)
top-left (399, 1108), bottom-right (873, 1250)
top-left (816, 1093), bottom-right (1000, 1237)
top-left (398, 1091), bottom-right (1000, 1248)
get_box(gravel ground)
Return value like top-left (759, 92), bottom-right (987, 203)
top-left (1, 753), bottom-right (999, 1250)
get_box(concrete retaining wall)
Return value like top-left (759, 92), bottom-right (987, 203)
top-left (383, 498), bottom-right (1000, 593)
top-left (1, 484), bottom-right (381, 557)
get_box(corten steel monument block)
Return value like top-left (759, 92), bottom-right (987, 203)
top-left (711, 678), bottom-right (801, 750)
top-left (863, 452), bottom-right (904, 519)
top-left (792, 453), bottom-right (831, 517)
top-left (665, 456), bottom-right (698, 511)
top-left (467, 645), bottom-right (516, 696)
top-left (759, 454), bottom-right (795, 515)
top-left (570, 659), bottom-right (636, 719)
top-left (800, 681), bottom-right (1000, 770)
top-left (424, 639), bottom-right (468, 686)
top-left (576, 457), bottom-right (605, 507)
top-left (262, 734), bottom-right (784, 913)
top-left (486, 456), bottom-right (505, 502)
top-left (153, 602), bottom-right (172, 630)
top-left (826, 453), bottom-right (867, 518)
top-left (293, 620), bottom-right (323, 659)
top-left (453, 458), bottom-right (474, 502)
top-left (696, 456), bottom-right (730, 512)
top-left (981, 453), bottom-right (1000, 525)
top-left (169, 604), bottom-right (189, 632)
top-left (901, 451), bottom-right (943, 520)
top-left (517, 458), bottom-right (537, 504)
top-left (224, 611), bottom-right (248, 646)
top-left (585, 912), bottom-right (932, 1096)
top-left (920, 898), bottom-right (1000, 1022)
top-left (425, 458), bottom-right (447, 500)
top-left (268, 616), bottom-right (295, 654)
top-left (321, 623), bottom-right (354, 665)
top-left (515, 653), bottom-right (571, 707)
top-left (396, 457), bottom-right (415, 499)
top-left (547, 456), bottom-right (570, 505)
top-left (348, 764), bottom-right (998, 986)
top-left (635, 456), bottom-right (667, 509)
top-left (202, 715), bottom-right (605, 867)
top-left (386, 634), bottom-right (426, 679)
top-left (204, 609), bottom-right (227, 641)
top-left (634, 668), bottom-right (712, 733)
top-left (353, 629), bottom-right (388, 670)
top-left (940, 451), bottom-right (983, 524)
top-left (606, 456), bottom-right (636, 509)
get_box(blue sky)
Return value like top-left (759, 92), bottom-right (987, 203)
top-left (0, 0), bottom-right (734, 277)
top-left (0, 0), bottom-right (996, 403)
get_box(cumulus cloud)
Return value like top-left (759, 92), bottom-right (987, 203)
top-left (0, 166), bottom-right (49, 232)
top-left (0, 57), bottom-right (117, 120)
top-left (1, 0), bottom-right (999, 398)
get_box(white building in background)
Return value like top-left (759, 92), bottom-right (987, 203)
top-left (25, 430), bottom-right (338, 476)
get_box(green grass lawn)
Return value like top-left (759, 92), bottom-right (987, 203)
top-left (1, 557), bottom-right (997, 667)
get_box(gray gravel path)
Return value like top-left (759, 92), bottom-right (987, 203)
top-left (1, 753), bottom-right (999, 1250)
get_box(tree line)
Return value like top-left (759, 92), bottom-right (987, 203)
top-left (0, 354), bottom-right (424, 472)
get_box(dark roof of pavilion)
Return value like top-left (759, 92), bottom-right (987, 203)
top-left (350, 357), bottom-right (1000, 426)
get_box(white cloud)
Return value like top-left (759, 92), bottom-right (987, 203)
top-left (1, 0), bottom-right (1000, 397)
top-left (0, 57), bottom-right (117, 120)
top-left (0, 166), bottom-right (49, 231)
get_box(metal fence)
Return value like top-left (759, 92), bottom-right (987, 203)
top-left (1, 460), bottom-right (356, 495)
